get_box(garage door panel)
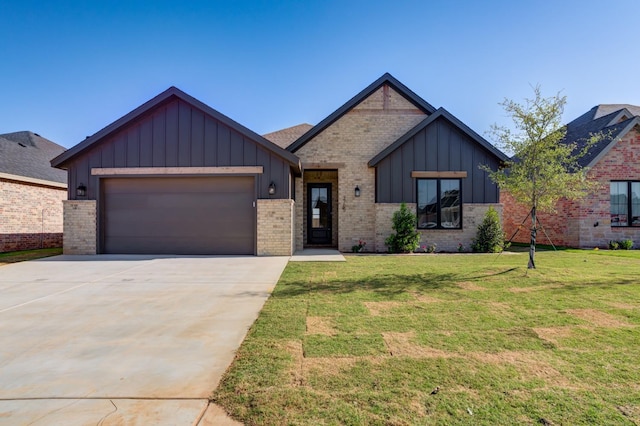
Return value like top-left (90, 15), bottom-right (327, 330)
top-left (102, 176), bottom-right (255, 255)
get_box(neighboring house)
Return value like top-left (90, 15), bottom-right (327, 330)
top-left (502, 104), bottom-right (640, 248)
top-left (0, 131), bottom-right (67, 252)
top-left (51, 73), bottom-right (507, 255)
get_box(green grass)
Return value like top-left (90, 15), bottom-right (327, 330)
top-left (0, 248), bottom-right (62, 265)
top-left (213, 250), bottom-right (640, 425)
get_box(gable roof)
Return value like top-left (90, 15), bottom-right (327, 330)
top-left (368, 107), bottom-right (508, 167)
top-left (564, 104), bottom-right (640, 168)
top-left (287, 73), bottom-right (437, 153)
top-left (0, 131), bottom-right (67, 184)
top-left (263, 123), bottom-right (313, 149)
top-left (51, 87), bottom-right (301, 173)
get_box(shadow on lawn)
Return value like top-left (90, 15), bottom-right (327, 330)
top-left (274, 270), bottom-right (480, 299)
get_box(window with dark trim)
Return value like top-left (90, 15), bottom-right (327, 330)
top-left (417, 179), bottom-right (461, 229)
top-left (610, 181), bottom-right (640, 227)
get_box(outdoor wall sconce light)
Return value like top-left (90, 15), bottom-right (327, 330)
top-left (593, 221), bottom-right (599, 227)
top-left (76, 183), bottom-right (87, 197)
top-left (268, 181), bottom-right (276, 195)
top-left (355, 185), bottom-right (361, 197)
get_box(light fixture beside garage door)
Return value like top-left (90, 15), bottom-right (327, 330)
top-left (76, 183), bottom-right (87, 197)
top-left (268, 181), bottom-right (276, 196)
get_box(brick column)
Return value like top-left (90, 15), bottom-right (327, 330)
top-left (63, 200), bottom-right (97, 254)
top-left (257, 199), bottom-right (295, 256)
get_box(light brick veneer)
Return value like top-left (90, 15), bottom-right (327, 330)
top-left (63, 200), bottom-right (97, 254)
top-left (0, 178), bottom-right (65, 252)
top-left (375, 203), bottom-right (503, 252)
top-left (257, 199), bottom-right (295, 256)
top-left (502, 129), bottom-right (640, 248)
top-left (294, 85), bottom-right (427, 252)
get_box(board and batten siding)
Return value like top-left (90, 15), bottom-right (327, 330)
top-left (66, 98), bottom-right (292, 200)
top-left (375, 116), bottom-right (500, 204)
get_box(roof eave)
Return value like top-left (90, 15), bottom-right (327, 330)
top-left (51, 87), bottom-right (301, 174)
top-left (368, 107), bottom-right (508, 167)
top-left (586, 118), bottom-right (640, 168)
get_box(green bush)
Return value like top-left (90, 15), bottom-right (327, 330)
top-left (609, 240), bottom-right (633, 250)
top-left (619, 239), bottom-right (633, 250)
top-left (471, 207), bottom-right (504, 253)
top-left (385, 202), bottom-right (420, 253)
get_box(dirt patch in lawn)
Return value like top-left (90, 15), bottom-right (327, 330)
top-left (306, 316), bottom-right (337, 336)
top-left (607, 302), bottom-right (638, 310)
top-left (283, 341), bottom-right (305, 386)
top-left (508, 284), bottom-right (561, 293)
top-left (566, 309), bottom-right (631, 327)
top-left (382, 332), bottom-right (458, 358)
top-left (457, 281), bottom-right (485, 291)
top-left (469, 351), bottom-right (574, 388)
top-left (617, 405), bottom-right (640, 423)
top-left (364, 301), bottom-right (403, 316)
top-left (533, 326), bottom-right (574, 345)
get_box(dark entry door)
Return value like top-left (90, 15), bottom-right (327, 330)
top-left (307, 183), bottom-right (332, 245)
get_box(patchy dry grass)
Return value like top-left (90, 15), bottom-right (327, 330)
top-left (213, 250), bottom-right (640, 425)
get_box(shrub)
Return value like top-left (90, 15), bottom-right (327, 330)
top-left (608, 240), bottom-right (632, 250)
top-left (619, 239), bottom-right (633, 250)
top-left (471, 207), bottom-right (504, 253)
top-left (385, 202), bottom-right (420, 253)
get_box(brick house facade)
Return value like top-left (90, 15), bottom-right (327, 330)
top-left (53, 74), bottom-right (507, 255)
top-left (502, 105), bottom-right (640, 248)
top-left (0, 132), bottom-right (67, 253)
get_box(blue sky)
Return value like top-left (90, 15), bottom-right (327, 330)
top-left (2, 0), bottom-right (639, 148)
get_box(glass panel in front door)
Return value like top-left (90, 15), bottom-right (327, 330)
top-left (311, 187), bottom-right (328, 229)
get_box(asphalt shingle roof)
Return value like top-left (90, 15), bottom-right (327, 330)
top-left (564, 105), bottom-right (640, 167)
top-left (263, 123), bottom-right (313, 149)
top-left (0, 131), bottom-right (67, 184)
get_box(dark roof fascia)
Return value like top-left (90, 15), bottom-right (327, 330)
top-left (368, 107), bottom-right (508, 167)
top-left (287, 73), bottom-right (437, 153)
top-left (51, 87), bottom-right (301, 174)
top-left (586, 116), bottom-right (640, 168)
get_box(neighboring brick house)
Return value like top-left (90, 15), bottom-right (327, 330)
top-left (0, 131), bottom-right (67, 252)
top-left (502, 104), bottom-right (640, 248)
top-left (52, 73), bottom-right (507, 255)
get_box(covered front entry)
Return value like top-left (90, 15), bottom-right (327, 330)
top-left (303, 170), bottom-right (338, 247)
top-left (100, 176), bottom-right (255, 255)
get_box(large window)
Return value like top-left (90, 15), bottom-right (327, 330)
top-left (417, 179), bottom-right (461, 229)
top-left (610, 181), bottom-right (640, 227)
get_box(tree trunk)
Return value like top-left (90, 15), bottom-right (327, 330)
top-left (528, 206), bottom-right (537, 269)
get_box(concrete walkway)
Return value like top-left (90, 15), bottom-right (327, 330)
top-left (290, 249), bottom-right (346, 262)
top-left (0, 255), bottom-right (289, 425)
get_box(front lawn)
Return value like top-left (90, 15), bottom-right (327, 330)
top-left (0, 248), bottom-right (62, 266)
top-left (214, 250), bottom-right (640, 425)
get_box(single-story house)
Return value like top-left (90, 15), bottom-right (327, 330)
top-left (0, 131), bottom-right (67, 252)
top-left (502, 104), bottom-right (640, 248)
top-left (51, 73), bottom-right (508, 255)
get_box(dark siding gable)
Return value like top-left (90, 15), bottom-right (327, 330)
top-left (64, 98), bottom-right (293, 200)
top-left (374, 116), bottom-right (501, 204)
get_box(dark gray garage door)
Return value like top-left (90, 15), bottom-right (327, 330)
top-left (101, 176), bottom-right (255, 255)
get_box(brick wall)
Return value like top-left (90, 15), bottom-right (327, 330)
top-left (375, 203), bottom-right (502, 252)
top-left (63, 200), bottom-right (97, 254)
top-left (502, 128), bottom-right (640, 248)
top-left (294, 85), bottom-right (427, 252)
top-left (257, 199), bottom-right (295, 256)
top-left (0, 178), bottom-right (65, 252)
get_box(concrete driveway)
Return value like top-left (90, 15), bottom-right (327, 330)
top-left (0, 255), bottom-right (289, 425)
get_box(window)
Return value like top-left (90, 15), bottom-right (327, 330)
top-left (610, 181), bottom-right (640, 227)
top-left (417, 179), bottom-right (461, 229)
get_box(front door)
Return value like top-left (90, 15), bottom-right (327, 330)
top-left (307, 183), bottom-right (332, 245)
